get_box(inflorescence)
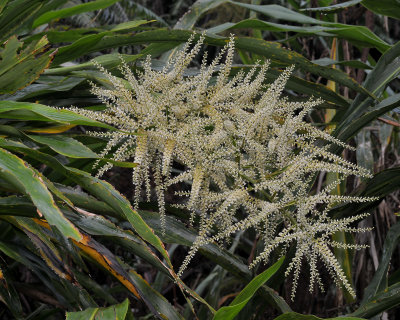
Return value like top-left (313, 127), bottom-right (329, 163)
top-left (70, 33), bottom-right (374, 299)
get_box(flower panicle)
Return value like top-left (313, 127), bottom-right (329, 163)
top-left (70, 33), bottom-right (374, 299)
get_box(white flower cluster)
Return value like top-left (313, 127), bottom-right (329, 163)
top-left (71, 33), bottom-right (373, 299)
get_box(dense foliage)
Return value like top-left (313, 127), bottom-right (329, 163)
top-left (0, 0), bottom-right (399, 319)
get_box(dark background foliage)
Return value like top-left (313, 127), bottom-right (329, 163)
top-left (0, 0), bottom-right (399, 319)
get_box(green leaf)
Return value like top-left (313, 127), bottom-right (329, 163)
top-left (64, 207), bottom-right (168, 274)
top-left (111, 20), bottom-right (154, 32)
top-left (0, 0), bottom-right (43, 42)
top-left (361, 220), bottom-right (400, 304)
top-left (28, 135), bottom-right (99, 158)
top-left (2, 76), bottom-right (85, 102)
top-left (33, 0), bottom-right (120, 28)
top-left (207, 19), bottom-right (390, 53)
top-left (0, 1), bottom-right (8, 15)
top-left (334, 93), bottom-right (400, 148)
top-left (213, 257), bottom-right (284, 320)
top-left (334, 40), bottom-right (400, 140)
top-left (67, 168), bottom-right (172, 266)
top-left (127, 269), bottom-right (184, 320)
top-left (0, 148), bottom-right (81, 240)
top-left (45, 53), bottom-right (141, 75)
top-left (66, 298), bottom-right (129, 320)
top-left (350, 282), bottom-right (400, 318)
top-left (362, 0), bottom-right (400, 20)
top-left (326, 25), bottom-right (390, 53)
top-left (313, 58), bottom-right (372, 70)
top-left (173, 0), bottom-right (230, 30)
top-left (52, 21), bottom-right (152, 66)
top-left (8, 216), bottom-right (75, 281)
top-left (0, 36), bottom-right (55, 93)
top-left (273, 312), bottom-right (365, 320)
top-left (26, 134), bottom-right (136, 167)
top-left (301, 0), bottom-right (362, 12)
top-left (0, 101), bottom-right (115, 130)
top-left (207, 19), bottom-right (330, 34)
top-left (228, 1), bottom-right (323, 24)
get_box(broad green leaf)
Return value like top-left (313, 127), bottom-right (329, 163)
top-left (63, 207), bottom-right (169, 274)
top-left (0, 36), bottom-right (55, 93)
top-left (127, 269), bottom-right (184, 320)
top-left (327, 26), bottom-right (390, 53)
top-left (361, 220), bottom-right (400, 304)
top-left (66, 295), bottom-right (129, 320)
top-left (45, 53), bottom-right (141, 75)
top-left (213, 257), bottom-right (284, 320)
top-left (0, 147), bottom-right (81, 240)
top-left (0, 196), bottom-right (37, 216)
top-left (228, 1), bottom-right (323, 24)
top-left (28, 135), bottom-right (98, 158)
top-left (0, 1), bottom-right (8, 15)
top-left (2, 76), bottom-right (85, 102)
top-left (33, 0), bottom-right (120, 28)
top-left (362, 0), bottom-right (400, 20)
top-left (0, 101), bottom-right (114, 130)
top-left (273, 312), bottom-right (365, 320)
top-left (53, 33), bottom-right (108, 66)
top-left (226, 1), bottom-right (389, 52)
top-left (207, 19), bottom-right (330, 35)
top-left (313, 58), bottom-right (372, 70)
top-left (350, 282), bottom-right (400, 318)
top-left (26, 28), bottom-right (104, 44)
top-left (173, 0), bottom-right (230, 29)
top-left (111, 20), bottom-right (154, 31)
top-left (27, 134), bottom-right (136, 167)
top-left (335, 40), bottom-right (400, 139)
top-left (67, 168), bottom-right (172, 266)
top-left (334, 93), bottom-right (400, 148)
top-left (52, 21), bottom-right (152, 66)
top-left (0, 0), bottom-right (43, 42)
top-left (207, 19), bottom-right (390, 53)
top-left (8, 216), bottom-right (75, 281)
top-left (301, 0), bottom-right (362, 12)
